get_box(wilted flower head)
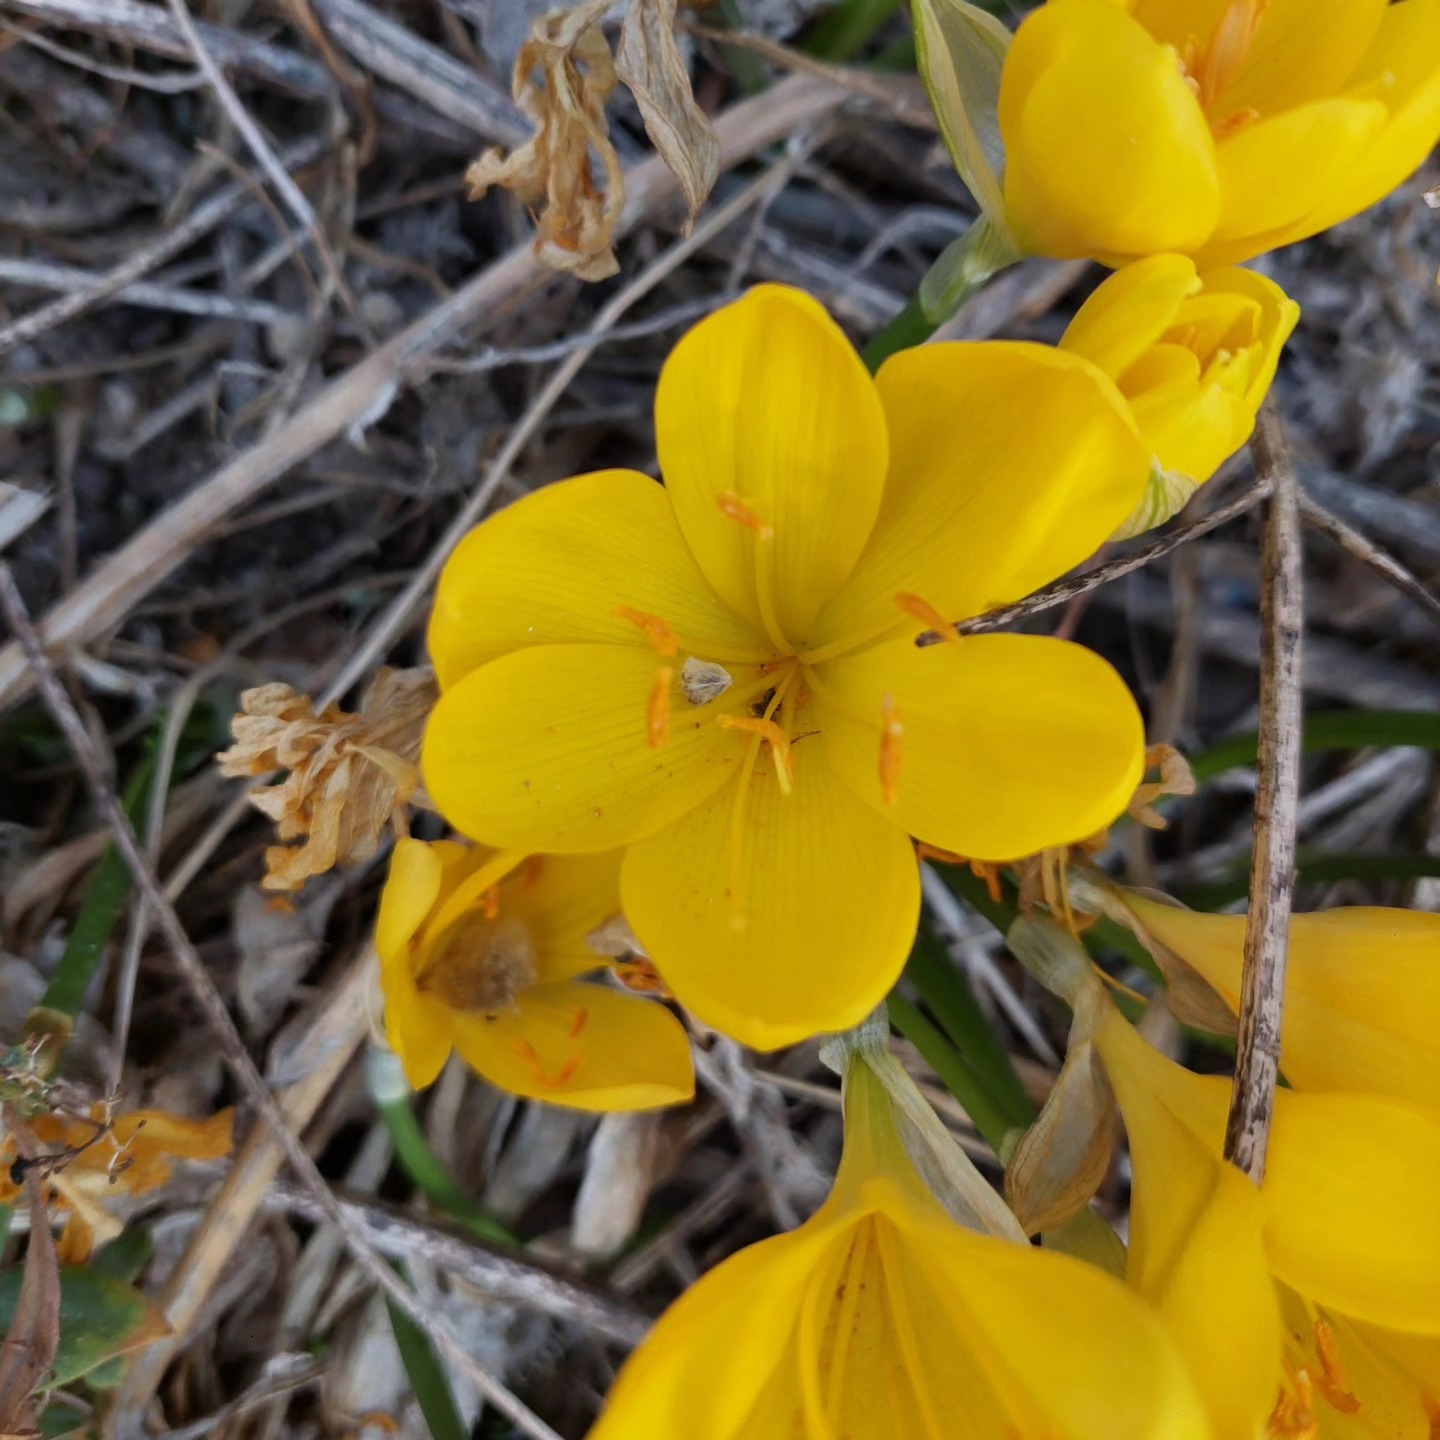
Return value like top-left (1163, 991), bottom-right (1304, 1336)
top-left (218, 667), bottom-right (436, 893)
top-left (423, 284), bottom-right (1151, 1049)
top-left (588, 1040), bottom-right (1211, 1439)
top-left (1060, 255), bottom-right (1299, 536)
top-left (0, 1106), bottom-right (234, 1262)
top-left (1109, 892), bottom-right (1440, 1110)
top-left (376, 838), bottom-right (693, 1110)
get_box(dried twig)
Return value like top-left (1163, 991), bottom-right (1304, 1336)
top-left (0, 566), bottom-right (563, 1440)
top-left (915, 480), bottom-right (1272, 645)
top-left (1298, 492), bottom-right (1440, 633)
top-left (1223, 404), bottom-right (1304, 1182)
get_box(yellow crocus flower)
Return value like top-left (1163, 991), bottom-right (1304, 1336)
top-left (375, 837), bottom-right (694, 1110)
top-left (423, 284), bottom-right (1150, 1049)
top-left (996, 0), bottom-right (1440, 268)
top-left (1059, 255), bottom-right (1299, 535)
top-left (589, 1049), bottom-right (1213, 1440)
top-left (1095, 1011), bottom-right (1440, 1438)
top-left (1117, 891), bottom-right (1440, 1108)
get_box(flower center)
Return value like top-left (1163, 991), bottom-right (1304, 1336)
top-left (1176, 0), bottom-right (1268, 132)
top-left (419, 913), bottom-right (537, 1015)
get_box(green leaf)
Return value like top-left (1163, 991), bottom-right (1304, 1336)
top-left (385, 1271), bottom-right (467, 1440)
top-left (0, 1268), bottom-right (170, 1388)
top-left (1191, 709), bottom-right (1440, 782)
top-left (89, 1229), bottom-right (153, 1286)
top-left (806, 0), bottom-right (902, 60)
top-left (1181, 851), bottom-right (1440, 910)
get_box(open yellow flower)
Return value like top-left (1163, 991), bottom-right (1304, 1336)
top-left (996, 0), bottom-right (1440, 268)
top-left (0, 1106), bottom-right (234, 1263)
top-left (423, 285), bottom-right (1149, 1049)
top-left (1115, 892), bottom-right (1440, 1109)
top-left (376, 837), bottom-right (694, 1110)
top-left (589, 1049), bottom-right (1211, 1440)
top-left (1060, 255), bottom-right (1299, 536)
top-left (1096, 1011), bottom-right (1440, 1438)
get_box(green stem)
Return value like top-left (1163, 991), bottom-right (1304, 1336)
top-left (887, 994), bottom-right (1017, 1153)
top-left (862, 298), bottom-right (933, 371)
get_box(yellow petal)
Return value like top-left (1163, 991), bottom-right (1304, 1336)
top-left (999, 0), bottom-right (1220, 260)
top-left (422, 643), bottom-right (745, 851)
top-left (1060, 254), bottom-right (1199, 379)
top-left (653, 285), bottom-right (888, 648)
top-left (1124, 896), bottom-right (1440, 1109)
top-left (622, 745), bottom-right (921, 1051)
top-left (1098, 1012), bottom-right (1283, 1439)
top-left (1263, 1093), bottom-right (1440, 1334)
top-left (376, 837), bottom-right (446, 960)
top-left (1128, 378), bottom-right (1251, 485)
top-left (1298, 0), bottom-right (1440, 239)
top-left (813, 342), bottom-right (1149, 644)
top-left (499, 848), bottom-right (625, 981)
top-left (1208, 96), bottom-right (1388, 255)
top-left (449, 978), bottom-right (694, 1110)
top-left (813, 633), bottom-right (1144, 862)
top-left (427, 469), bottom-right (767, 692)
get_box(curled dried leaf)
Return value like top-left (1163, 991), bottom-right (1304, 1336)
top-left (616, 0), bottom-right (718, 231)
top-left (217, 667), bottom-right (437, 893)
top-left (1128, 743), bottom-right (1196, 830)
top-left (466, 0), bottom-right (624, 281)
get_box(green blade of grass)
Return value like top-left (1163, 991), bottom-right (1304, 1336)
top-left (805, 0), bottom-right (902, 60)
top-left (1191, 709), bottom-right (1440, 782)
top-left (1181, 851), bottom-right (1440, 910)
top-left (887, 993), bottom-right (1017, 1153)
top-left (385, 1271), bottom-right (468, 1440)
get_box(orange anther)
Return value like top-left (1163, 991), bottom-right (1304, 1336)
top-left (916, 842), bottom-right (967, 866)
top-left (647, 665), bottom-right (674, 749)
top-left (612, 958), bottom-right (671, 997)
top-left (510, 1038), bottom-right (582, 1090)
top-left (879, 695), bottom-right (904, 806)
top-left (716, 491), bottom-right (773, 539)
top-left (1268, 1362), bottom-right (1318, 1440)
top-left (568, 1006), bottom-right (590, 1040)
top-left (1422, 1393), bottom-right (1440, 1440)
top-left (615, 606), bottom-right (679, 658)
top-left (481, 884), bottom-right (500, 921)
top-left (895, 592), bottom-right (962, 649)
top-left (1313, 1319), bottom-right (1360, 1415)
top-left (972, 860), bottom-right (1004, 905)
top-left (1195, 0), bottom-right (1269, 111)
top-left (718, 714), bottom-right (794, 793)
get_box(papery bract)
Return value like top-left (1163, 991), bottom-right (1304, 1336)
top-left (376, 837), bottom-right (694, 1110)
top-left (422, 285), bottom-right (1150, 1049)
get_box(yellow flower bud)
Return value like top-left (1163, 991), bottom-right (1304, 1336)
top-left (928, 0), bottom-right (1440, 268)
top-left (1059, 255), bottom-right (1299, 535)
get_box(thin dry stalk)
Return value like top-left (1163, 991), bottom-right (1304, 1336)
top-left (915, 479), bottom-right (1272, 645)
top-left (1223, 404), bottom-right (1304, 1182)
top-left (1298, 491), bottom-right (1440, 633)
top-left (0, 566), bottom-right (563, 1440)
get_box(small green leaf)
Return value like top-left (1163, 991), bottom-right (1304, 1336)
top-left (0, 1268), bottom-right (170, 1387)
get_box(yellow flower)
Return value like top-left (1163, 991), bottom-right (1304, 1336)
top-left (423, 285), bottom-right (1149, 1049)
top-left (588, 1050), bottom-right (1212, 1440)
top-left (1115, 892), bottom-right (1440, 1110)
top-left (376, 837), bottom-right (694, 1110)
top-left (1059, 255), bottom-right (1299, 536)
top-left (1095, 1011), bottom-right (1440, 1438)
top-left (996, 0), bottom-right (1440, 268)
top-left (0, 1107), bottom-right (234, 1263)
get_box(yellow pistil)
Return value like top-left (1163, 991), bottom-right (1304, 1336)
top-left (716, 491), bottom-right (792, 655)
top-left (879, 694), bottom-right (904, 807)
top-left (895, 592), bottom-right (963, 650)
top-left (718, 714), bottom-right (795, 795)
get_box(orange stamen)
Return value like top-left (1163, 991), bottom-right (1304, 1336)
top-left (1268, 1362), bottom-right (1318, 1440)
top-left (481, 884), bottom-right (500, 921)
top-left (718, 714), bottom-right (794, 793)
top-left (568, 1006), bottom-right (590, 1040)
top-left (916, 842), bottom-right (968, 866)
top-left (510, 1038), bottom-right (581, 1090)
top-left (971, 860), bottom-right (1004, 905)
top-left (879, 695), bottom-right (904, 807)
top-left (1422, 1394), bottom-right (1440, 1440)
top-left (716, 491), bottom-right (773, 539)
top-left (615, 605), bottom-right (679, 658)
top-left (647, 665), bottom-right (674, 749)
top-left (612, 958), bottom-right (671, 997)
top-left (895, 592), bottom-right (962, 649)
top-left (1313, 1319), bottom-right (1360, 1415)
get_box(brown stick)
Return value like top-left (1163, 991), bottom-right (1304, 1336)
top-left (0, 565), bottom-right (562, 1440)
top-left (915, 479), bottom-right (1272, 645)
top-left (1223, 404), bottom-right (1304, 1183)
top-left (0, 72), bottom-right (846, 712)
